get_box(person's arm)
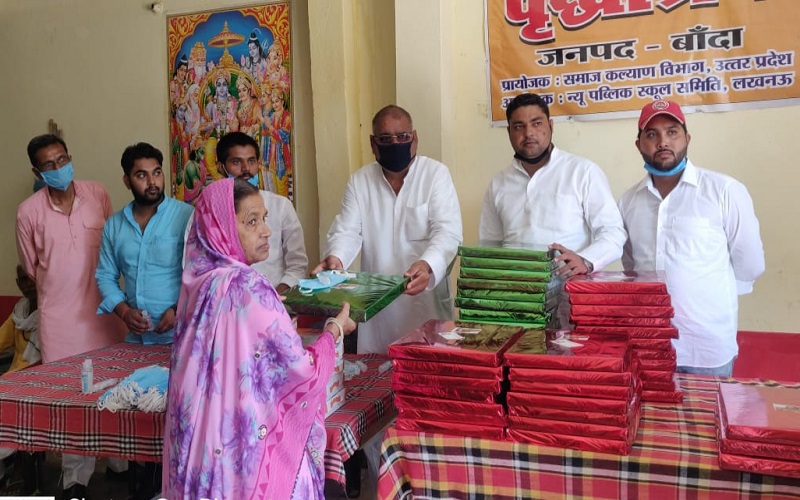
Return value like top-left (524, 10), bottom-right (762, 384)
top-left (723, 180), bottom-right (765, 294)
top-left (575, 164), bottom-right (627, 271)
top-left (95, 218), bottom-right (127, 315)
top-left (278, 201), bottom-right (308, 289)
top-left (417, 166), bottom-right (463, 290)
top-left (323, 176), bottom-right (363, 270)
top-left (478, 180), bottom-right (505, 242)
top-left (15, 209), bottom-right (37, 281)
top-left (618, 196), bottom-right (636, 272)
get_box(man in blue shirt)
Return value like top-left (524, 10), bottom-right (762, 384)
top-left (96, 142), bottom-right (193, 345)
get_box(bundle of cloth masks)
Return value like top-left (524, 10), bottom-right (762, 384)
top-left (97, 364), bottom-right (169, 413)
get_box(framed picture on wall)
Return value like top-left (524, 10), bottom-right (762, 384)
top-left (167, 2), bottom-right (293, 204)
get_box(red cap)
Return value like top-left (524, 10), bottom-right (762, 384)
top-left (638, 100), bottom-right (685, 130)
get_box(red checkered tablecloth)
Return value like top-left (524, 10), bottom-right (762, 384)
top-left (0, 343), bottom-right (394, 487)
top-left (378, 375), bottom-right (800, 500)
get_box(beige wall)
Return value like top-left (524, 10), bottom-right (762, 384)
top-left (2, 0), bottom-right (796, 332)
top-left (0, 0), bottom-right (319, 292)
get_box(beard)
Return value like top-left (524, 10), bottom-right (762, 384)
top-left (643, 146), bottom-right (687, 172)
top-left (133, 188), bottom-right (164, 206)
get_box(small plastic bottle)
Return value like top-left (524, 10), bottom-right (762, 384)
top-left (141, 310), bottom-right (153, 331)
top-left (81, 358), bottom-right (94, 394)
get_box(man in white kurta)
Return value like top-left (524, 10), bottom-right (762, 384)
top-left (480, 93), bottom-right (625, 274)
top-left (619, 100), bottom-right (765, 375)
top-left (317, 105), bottom-right (462, 354)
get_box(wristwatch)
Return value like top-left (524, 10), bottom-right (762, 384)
top-left (582, 257), bottom-right (594, 274)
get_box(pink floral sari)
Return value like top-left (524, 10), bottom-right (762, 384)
top-left (162, 178), bottom-right (335, 499)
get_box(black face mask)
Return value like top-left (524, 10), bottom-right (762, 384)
top-left (376, 142), bottom-right (414, 173)
top-left (514, 143), bottom-right (552, 165)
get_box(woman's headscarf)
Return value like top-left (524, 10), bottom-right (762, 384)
top-left (163, 178), bottom-right (335, 499)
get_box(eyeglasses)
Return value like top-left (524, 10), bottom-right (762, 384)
top-left (38, 154), bottom-right (71, 171)
top-left (373, 132), bottom-right (414, 145)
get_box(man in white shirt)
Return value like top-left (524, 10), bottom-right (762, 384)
top-left (214, 132), bottom-right (308, 293)
top-left (314, 105), bottom-right (463, 354)
top-left (618, 100), bottom-right (765, 376)
top-left (480, 93), bottom-right (625, 274)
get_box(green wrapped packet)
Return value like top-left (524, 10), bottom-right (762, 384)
top-left (459, 266), bottom-right (552, 282)
top-left (283, 272), bottom-right (408, 322)
top-left (458, 316), bottom-right (549, 329)
top-left (455, 297), bottom-right (547, 313)
top-left (458, 307), bottom-right (551, 323)
top-left (460, 256), bottom-right (553, 272)
top-left (459, 240), bottom-right (552, 261)
top-left (456, 287), bottom-right (563, 304)
top-left (457, 278), bottom-right (552, 293)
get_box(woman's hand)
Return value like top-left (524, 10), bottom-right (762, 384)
top-left (324, 301), bottom-right (357, 343)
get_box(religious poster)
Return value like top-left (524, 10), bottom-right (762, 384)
top-left (486, 0), bottom-right (800, 124)
top-left (167, 3), bottom-right (293, 203)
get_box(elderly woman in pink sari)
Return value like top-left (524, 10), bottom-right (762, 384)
top-left (162, 177), bottom-right (355, 499)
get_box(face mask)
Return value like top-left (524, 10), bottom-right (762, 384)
top-left (514, 143), bottom-right (552, 165)
top-left (298, 270), bottom-right (349, 295)
top-left (376, 142), bottom-right (414, 173)
top-left (227, 173), bottom-right (260, 188)
top-left (38, 162), bottom-right (74, 191)
top-left (644, 156), bottom-right (687, 177)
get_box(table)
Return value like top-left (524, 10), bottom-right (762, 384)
top-left (0, 343), bottom-right (394, 487)
top-left (378, 375), bottom-right (800, 499)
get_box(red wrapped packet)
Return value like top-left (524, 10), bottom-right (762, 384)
top-left (508, 367), bottom-right (633, 387)
top-left (640, 369), bottom-right (675, 383)
top-left (392, 372), bottom-right (502, 392)
top-left (387, 320), bottom-right (523, 367)
top-left (570, 315), bottom-right (672, 327)
top-left (507, 425), bottom-right (637, 455)
top-left (637, 357), bottom-right (677, 371)
top-left (508, 402), bottom-right (640, 440)
top-left (632, 348), bottom-right (676, 361)
top-left (392, 383), bottom-right (497, 403)
top-left (718, 452), bottom-right (800, 479)
top-left (569, 304), bottom-right (674, 319)
top-left (509, 380), bottom-right (636, 401)
top-left (396, 417), bottom-right (505, 440)
top-left (641, 389), bottom-right (683, 403)
top-left (719, 383), bottom-right (800, 446)
top-left (717, 404), bottom-right (800, 462)
top-left (392, 359), bottom-right (503, 380)
top-left (642, 375), bottom-right (679, 392)
top-left (574, 325), bottom-right (679, 340)
top-left (629, 338), bottom-right (674, 350)
top-left (395, 394), bottom-right (505, 417)
top-left (505, 330), bottom-right (631, 373)
top-left (508, 397), bottom-right (638, 427)
top-left (569, 293), bottom-right (671, 306)
top-left (398, 406), bottom-right (507, 427)
top-left (507, 391), bottom-right (631, 415)
top-left (565, 271), bottom-right (668, 295)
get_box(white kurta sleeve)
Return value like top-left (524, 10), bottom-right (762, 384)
top-left (577, 165), bottom-right (627, 270)
top-left (325, 176), bottom-right (364, 269)
top-left (723, 180), bottom-right (765, 295)
top-left (419, 167), bottom-right (463, 289)
top-left (478, 180), bottom-right (505, 242)
top-left (277, 200), bottom-right (308, 288)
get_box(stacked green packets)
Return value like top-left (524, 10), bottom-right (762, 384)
top-left (456, 241), bottom-right (562, 328)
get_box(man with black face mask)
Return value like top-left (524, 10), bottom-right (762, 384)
top-left (480, 93), bottom-right (625, 276)
top-left (314, 105), bottom-right (463, 355)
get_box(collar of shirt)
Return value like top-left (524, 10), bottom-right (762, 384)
top-left (510, 146), bottom-right (560, 179)
top-left (638, 158), bottom-right (699, 197)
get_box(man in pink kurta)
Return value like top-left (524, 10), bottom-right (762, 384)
top-left (15, 134), bottom-right (126, 498)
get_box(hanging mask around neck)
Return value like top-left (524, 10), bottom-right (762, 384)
top-left (298, 270), bottom-right (349, 295)
top-left (644, 156), bottom-right (687, 177)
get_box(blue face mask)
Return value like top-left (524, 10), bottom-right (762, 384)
top-left (298, 270), bottom-right (349, 295)
top-left (228, 173), bottom-right (260, 188)
top-left (644, 156), bottom-right (687, 177)
top-left (38, 162), bottom-right (74, 191)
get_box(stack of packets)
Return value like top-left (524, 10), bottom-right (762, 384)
top-left (297, 317), bottom-right (345, 416)
top-left (456, 241), bottom-right (561, 328)
top-left (716, 383), bottom-right (800, 479)
top-left (565, 271), bottom-right (682, 403)
top-left (388, 320), bottom-right (525, 440)
top-left (504, 328), bottom-right (642, 455)
top-left (283, 272), bottom-right (408, 322)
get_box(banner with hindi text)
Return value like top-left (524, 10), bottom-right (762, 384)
top-left (486, 0), bottom-right (800, 124)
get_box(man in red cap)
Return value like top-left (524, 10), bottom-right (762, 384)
top-left (618, 100), bottom-right (765, 376)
